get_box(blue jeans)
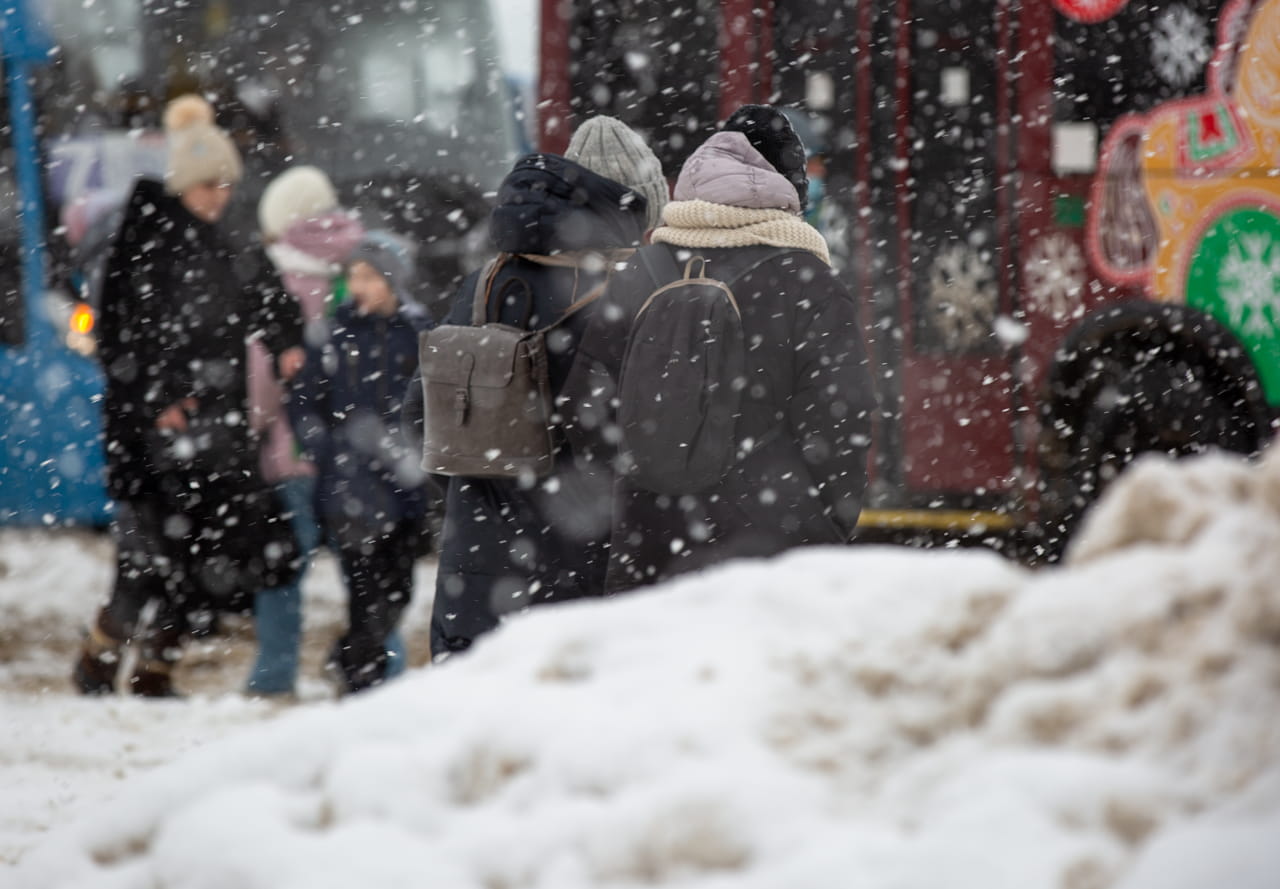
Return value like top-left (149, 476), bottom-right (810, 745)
top-left (245, 477), bottom-right (315, 695)
top-left (247, 477), bottom-right (408, 694)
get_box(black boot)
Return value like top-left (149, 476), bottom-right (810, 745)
top-left (71, 615), bottom-right (124, 695)
top-left (128, 622), bottom-right (184, 698)
top-left (128, 661), bottom-right (181, 698)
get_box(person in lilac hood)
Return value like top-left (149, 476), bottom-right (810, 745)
top-left (569, 108), bottom-right (875, 593)
top-left (247, 165), bottom-right (410, 696)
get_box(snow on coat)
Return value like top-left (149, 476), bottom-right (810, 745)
top-left (94, 177), bottom-right (304, 592)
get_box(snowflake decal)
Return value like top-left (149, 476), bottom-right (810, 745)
top-left (1151, 5), bottom-right (1211, 88)
top-left (1217, 233), bottom-right (1280, 337)
top-left (928, 244), bottom-right (997, 350)
top-left (1024, 233), bottom-right (1086, 320)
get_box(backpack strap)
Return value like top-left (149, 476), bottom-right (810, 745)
top-left (470, 256), bottom-right (505, 326)
top-left (535, 276), bottom-right (610, 335)
top-left (720, 249), bottom-right (800, 288)
top-left (519, 248), bottom-right (638, 269)
top-left (638, 244), bottom-right (684, 294)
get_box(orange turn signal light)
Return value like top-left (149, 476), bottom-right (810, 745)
top-left (70, 302), bottom-right (94, 335)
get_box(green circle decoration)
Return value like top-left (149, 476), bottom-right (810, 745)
top-left (1186, 206), bottom-right (1280, 404)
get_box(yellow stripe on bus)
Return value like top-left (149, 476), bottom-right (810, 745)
top-left (856, 509), bottom-right (1018, 532)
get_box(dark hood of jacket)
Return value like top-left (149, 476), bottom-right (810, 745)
top-left (488, 153), bottom-right (648, 255)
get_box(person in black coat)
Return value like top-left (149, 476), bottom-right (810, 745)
top-left (568, 110), bottom-right (876, 592)
top-left (72, 95), bottom-right (305, 697)
top-left (413, 135), bottom-right (660, 658)
top-left (287, 231), bottom-right (433, 692)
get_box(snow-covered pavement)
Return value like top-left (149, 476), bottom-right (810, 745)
top-left (0, 532), bottom-right (436, 866)
top-left (4, 447), bottom-right (1280, 887)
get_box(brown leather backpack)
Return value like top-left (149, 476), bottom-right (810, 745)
top-left (418, 255), bottom-right (603, 479)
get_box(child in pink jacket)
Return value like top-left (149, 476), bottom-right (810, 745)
top-left (246, 166), bottom-right (365, 695)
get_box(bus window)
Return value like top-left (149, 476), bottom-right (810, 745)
top-left (1054, 0), bottom-right (1225, 128)
top-left (568, 0), bottom-right (721, 173)
top-left (0, 245), bottom-right (21, 348)
top-left (771, 0), bottom-right (860, 272)
top-left (34, 0), bottom-right (143, 133)
top-left (0, 96), bottom-right (22, 346)
top-left (910, 0), bottom-right (1001, 355)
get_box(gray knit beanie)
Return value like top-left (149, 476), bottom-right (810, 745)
top-left (350, 230), bottom-right (418, 304)
top-left (565, 116), bottom-right (668, 231)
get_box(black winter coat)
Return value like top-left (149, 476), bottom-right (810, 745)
top-left (426, 154), bottom-right (647, 655)
top-left (568, 243), bottom-right (875, 593)
top-left (96, 178), bottom-right (304, 592)
top-left (288, 301), bottom-right (432, 550)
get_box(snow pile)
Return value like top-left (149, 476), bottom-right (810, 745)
top-left (9, 450), bottom-right (1280, 888)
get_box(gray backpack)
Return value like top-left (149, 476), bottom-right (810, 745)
top-left (617, 247), bottom-right (789, 495)
top-left (419, 256), bottom-right (602, 478)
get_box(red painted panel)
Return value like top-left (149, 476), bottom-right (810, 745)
top-left (718, 0), bottom-right (758, 119)
top-left (902, 356), bottom-right (1018, 493)
top-left (537, 0), bottom-right (572, 154)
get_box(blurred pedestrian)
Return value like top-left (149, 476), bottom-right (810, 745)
top-left (287, 231), bottom-right (431, 693)
top-left (72, 95), bottom-right (305, 697)
top-left (418, 116), bottom-right (663, 658)
top-left (245, 165), bottom-right (364, 696)
top-left (568, 106), bottom-right (875, 592)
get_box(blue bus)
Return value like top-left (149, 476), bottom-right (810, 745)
top-left (1, 0), bottom-right (520, 526)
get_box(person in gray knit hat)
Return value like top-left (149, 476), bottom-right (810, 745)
top-left (565, 115), bottom-right (668, 232)
top-left (348, 229), bottom-right (420, 307)
top-left (286, 228), bottom-right (432, 692)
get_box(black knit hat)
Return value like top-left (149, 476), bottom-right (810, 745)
top-left (722, 104), bottom-right (809, 211)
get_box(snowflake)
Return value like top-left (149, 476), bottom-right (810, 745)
top-left (1217, 233), bottom-right (1280, 337)
top-left (1023, 233), bottom-right (1086, 320)
top-left (1151, 4), bottom-right (1211, 88)
top-left (928, 244), bottom-right (997, 350)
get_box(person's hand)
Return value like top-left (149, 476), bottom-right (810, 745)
top-left (278, 347), bottom-right (306, 381)
top-left (155, 398), bottom-right (197, 432)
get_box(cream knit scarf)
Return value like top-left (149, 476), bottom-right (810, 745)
top-left (651, 200), bottom-right (831, 265)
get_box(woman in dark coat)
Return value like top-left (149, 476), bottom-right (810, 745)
top-left (422, 144), bottom-right (656, 657)
top-left (72, 95), bottom-right (304, 697)
top-left (569, 108), bottom-right (876, 592)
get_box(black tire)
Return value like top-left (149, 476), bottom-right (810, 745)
top-left (1037, 302), bottom-right (1273, 560)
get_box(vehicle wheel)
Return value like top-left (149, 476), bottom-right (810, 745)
top-left (1037, 311), bottom-right (1271, 560)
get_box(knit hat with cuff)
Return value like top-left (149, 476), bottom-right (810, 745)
top-left (565, 116), bottom-right (669, 231)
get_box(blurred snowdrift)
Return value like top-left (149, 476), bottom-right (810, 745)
top-left (9, 447), bottom-right (1280, 888)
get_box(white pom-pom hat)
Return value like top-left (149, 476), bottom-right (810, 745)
top-left (163, 93), bottom-right (243, 196)
top-left (258, 166), bottom-right (340, 241)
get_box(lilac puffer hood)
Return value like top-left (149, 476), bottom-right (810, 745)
top-left (673, 131), bottom-right (801, 213)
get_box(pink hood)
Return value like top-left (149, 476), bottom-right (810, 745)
top-left (673, 131), bottom-right (801, 213)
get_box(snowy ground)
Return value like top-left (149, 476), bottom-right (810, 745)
top-left (4, 447), bottom-right (1280, 887)
top-left (0, 534), bottom-right (437, 866)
